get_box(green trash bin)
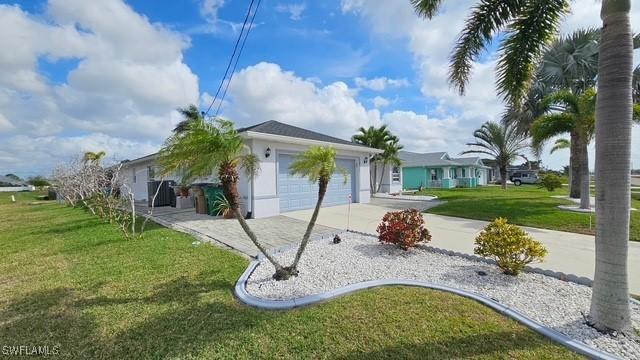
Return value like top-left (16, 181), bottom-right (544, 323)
top-left (204, 186), bottom-right (225, 216)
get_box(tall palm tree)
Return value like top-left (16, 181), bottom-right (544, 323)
top-left (531, 89), bottom-right (596, 209)
top-left (274, 146), bottom-right (347, 280)
top-left (83, 151), bottom-right (106, 165)
top-left (412, 0), bottom-right (634, 332)
top-left (462, 122), bottom-right (529, 190)
top-left (158, 113), bottom-right (285, 274)
top-left (352, 125), bottom-right (399, 193)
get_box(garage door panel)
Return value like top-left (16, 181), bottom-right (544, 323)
top-left (278, 154), bottom-right (355, 212)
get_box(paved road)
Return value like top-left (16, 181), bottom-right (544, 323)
top-left (284, 198), bottom-right (640, 294)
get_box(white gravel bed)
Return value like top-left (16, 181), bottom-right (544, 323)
top-left (246, 232), bottom-right (640, 359)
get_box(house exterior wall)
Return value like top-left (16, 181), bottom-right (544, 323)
top-left (248, 138), bottom-right (372, 219)
top-left (378, 164), bottom-right (402, 194)
top-left (402, 165), bottom-right (487, 190)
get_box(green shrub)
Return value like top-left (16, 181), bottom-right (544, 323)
top-left (377, 209), bottom-right (432, 250)
top-left (538, 174), bottom-right (563, 192)
top-left (474, 218), bottom-right (547, 275)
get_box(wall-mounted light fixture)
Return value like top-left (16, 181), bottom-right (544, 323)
top-left (363, 156), bottom-right (368, 164)
top-left (265, 147), bottom-right (271, 158)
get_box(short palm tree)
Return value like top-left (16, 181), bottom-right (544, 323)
top-left (462, 122), bottom-right (528, 190)
top-left (274, 146), bottom-right (347, 280)
top-left (158, 112), bottom-right (285, 273)
top-left (83, 151), bottom-right (106, 165)
top-left (531, 89), bottom-right (596, 209)
top-left (352, 125), bottom-right (399, 193)
top-left (376, 138), bottom-right (403, 193)
top-left (412, 0), bottom-right (634, 332)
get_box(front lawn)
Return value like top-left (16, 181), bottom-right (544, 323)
top-left (418, 185), bottom-right (640, 241)
top-left (0, 192), bottom-right (579, 359)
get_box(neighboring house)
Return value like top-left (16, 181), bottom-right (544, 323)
top-left (398, 151), bottom-right (489, 190)
top-left (0, 176), bottom-right (35, 192)
top-left (120, 120), bottom-right (382, 219)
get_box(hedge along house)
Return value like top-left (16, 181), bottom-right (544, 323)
top-left (399, 151), bottom-right (490, 190)
top-left (120, 120), bottom-right (382, 219)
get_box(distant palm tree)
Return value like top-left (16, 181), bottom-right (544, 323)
top-left (411, 0), bottom-right (634, 331)
top-left (462, 122), bottom-right (528, 190)
top-left (83, 151), bottom-right (106, 164)
top-left (531, 89), bottom-right (596, 209)
top-left (158, 113), bottom-right (285, 274)
top-left (352, 125), bottom-right (401, 193)
top-left (274, 146), bottom-right (347, 280)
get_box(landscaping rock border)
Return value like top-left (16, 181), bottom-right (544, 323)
top-left (238, 230), bottom-right (640, 360)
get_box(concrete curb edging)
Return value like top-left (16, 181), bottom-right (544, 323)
top-left (234, 260), bottom-right (620, 360)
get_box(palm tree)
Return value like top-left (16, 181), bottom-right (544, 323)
top-left (173, 104), bottom-right (204, 133)
top-left (83, 151), bottom-right (106, 164)
top-left (411, 0), bottom-right (634, 332)
top-left (158, 113), bottom-right (286, 274)
top-left (462, 122), bottom-right (528, 190)
top-left (352, 125), bottom-right (399, 194)
top-left (531, 89), bottom-right (595, 209)
top-left (274, 146), bottom-right (347, 280)
top-left (376, 138), bottom-right (403, 193)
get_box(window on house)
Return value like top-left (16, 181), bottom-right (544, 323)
top-left (133, 168), bottom-right (136, 183)
top-left (461, 168), bottom-right (466, 177)
top-left (450, 168), bottom-right (457, 179)
top-left (148, 166), bottom-right (155, 181)
top-left (392, 167), bottom-right (400, 183)
top-left (431, 169), bottom-right (437, 181)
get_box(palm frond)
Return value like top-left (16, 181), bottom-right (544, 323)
top-left (496, 0), bottom-right (569, 105)
top-left (289, 146), bottom-right (347, 184)
top-left (539, 90), bottom-right (579, 113)
top-left (530, 113), bottom-right (575, 148)
top-left (449, 0), bottom-right (525, 95)
top-left (549, 138), bottom-right (570, 154)
top-left (410, 0), bottom-right (444, 19)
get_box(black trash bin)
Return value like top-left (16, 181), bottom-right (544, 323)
top-left (147, 180), bottom-right (175, 207)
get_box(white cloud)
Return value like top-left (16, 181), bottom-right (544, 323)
top-left (223, 62), bottom-right (473, 159)
top-left (354, 76), bottom-right (409, 91)
top-left (341, 0), bottom-right (640, 169)
top-left (372, 96), bottom-right (390, 108)
top-left (276, 3), bottom-right (306, 21)
top-left (0, 0), bottom-right (199, 176)
top-left (200, 0), bottom-right (225, 23)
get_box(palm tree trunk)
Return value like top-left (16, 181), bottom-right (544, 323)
top-left (577, 136), bottom-right (591, 210)
top-left (376, 161), bottom-right (388, 193)
top-left (289, 176), bottom-right (329, 273)
top-left (569, 130), bottom-right (581, 199)
top-left (219, 162), bottom-right (284, 272)
top-left (500, 166), bottom-right (507, 190)
top-left (589, 0), bottom-right (632, 332)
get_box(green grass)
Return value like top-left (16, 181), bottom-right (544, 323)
top-left (418, 185), bottom-right (640, 241)
top-left (0, 192), bottom-right (580, 359)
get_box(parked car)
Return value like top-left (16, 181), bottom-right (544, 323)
top-left (509, 172), bottom-right (539, 186)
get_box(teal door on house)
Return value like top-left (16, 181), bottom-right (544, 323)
top-left (402, 167), bottom-right (426, 190)
top-left (278, 154), bottom-right (356, 212)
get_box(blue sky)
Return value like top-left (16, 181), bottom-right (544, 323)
top-left (0, 0), bottom-right (638, 177)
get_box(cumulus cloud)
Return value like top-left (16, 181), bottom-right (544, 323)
top-left (0, 0), bottom-right (199, 176)
top-left (222, 62), bottom-right (474, 157)
top-left (354, 76), bottom-right (409, 91)
top-left (372, 96), bottom-right (390, 108)
top-left (276, 3), bottom-right (306, 21)
top-left (341, 0), bottom-right (640, 169)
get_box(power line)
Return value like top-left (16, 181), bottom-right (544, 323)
top-left (214, 0), bottom-right (262, 118)
top-left (204, 0), bottom-right (256, 117)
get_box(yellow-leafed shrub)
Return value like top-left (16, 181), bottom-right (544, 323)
top-left (474, 218), bottom-right (547, 275)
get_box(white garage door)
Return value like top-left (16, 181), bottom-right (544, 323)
top-left (278, 154), bottom-right (356, 212)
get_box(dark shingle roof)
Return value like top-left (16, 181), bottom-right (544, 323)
top-left (238, 120), bottom-right (371, 149)
top-left (0, 175), bottom-right (26, 186)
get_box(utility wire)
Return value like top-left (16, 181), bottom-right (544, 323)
top-left (213, 0), bottom-right (262, 118)
top-left (203, 0), bottom-right (256, 117)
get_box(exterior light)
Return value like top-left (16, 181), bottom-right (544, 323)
top-left (265, 147), bottom-right (271, 158)
top-left (363, 156), bottom-right (368, 164)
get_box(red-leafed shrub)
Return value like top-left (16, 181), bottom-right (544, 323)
top-left (377, 209), bottom-right (432, 250)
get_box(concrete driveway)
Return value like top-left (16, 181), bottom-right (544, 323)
top-left (284, 198), bottom-right (640, 294)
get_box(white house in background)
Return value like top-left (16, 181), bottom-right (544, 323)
top-left (0, 175), bottom-right (35, 192)
top-left (120, 120), bottom-right (382, 219)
